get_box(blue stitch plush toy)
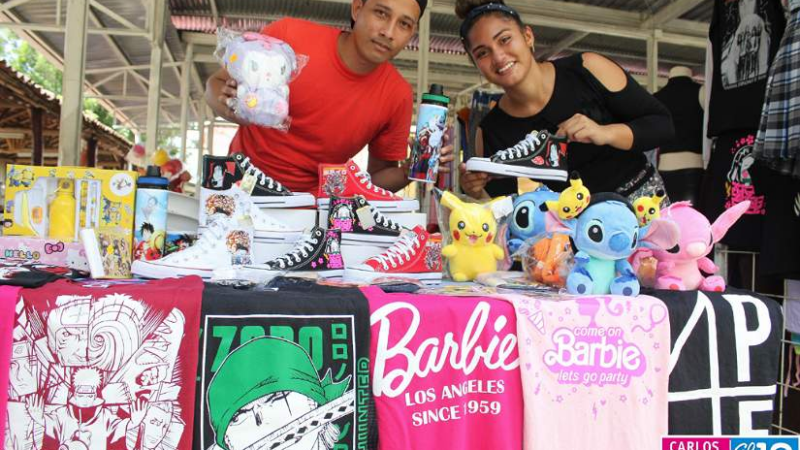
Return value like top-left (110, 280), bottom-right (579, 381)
top-left (546, 192), bottom-right (680, 297)
top-left (506, 186), bottom-right (559, 255)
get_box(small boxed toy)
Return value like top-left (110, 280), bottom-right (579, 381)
top-left (3, 165), bottom-right (137, 278)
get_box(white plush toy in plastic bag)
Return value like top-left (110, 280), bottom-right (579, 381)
top-left (216, 28), bottom-right (308, 131)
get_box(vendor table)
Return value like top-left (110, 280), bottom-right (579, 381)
top-left (0, 278), bottom-right (784, 450)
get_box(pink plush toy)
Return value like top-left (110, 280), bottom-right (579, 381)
top-left (650, 200), bottom-right (750, 291)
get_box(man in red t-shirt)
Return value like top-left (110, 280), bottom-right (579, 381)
top-left (206, 0), bottom-right (453, 194)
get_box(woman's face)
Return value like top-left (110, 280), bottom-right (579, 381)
top-left (467, 15), bottom-right (534, 89)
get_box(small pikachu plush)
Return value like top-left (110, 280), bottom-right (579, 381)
top-left (633, 189), bottom-right (666, 226)
top-left (439, 191), bottom-right (506, 282)
top-left (545, 171), bottom-right (590, 220)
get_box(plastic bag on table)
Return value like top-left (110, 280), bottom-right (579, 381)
top-left (435, 189), bottom-right (513, 281)
top-left (519, 231), bottom-right (574, 288)
top-left (215, 28), bottom-right (309, 131)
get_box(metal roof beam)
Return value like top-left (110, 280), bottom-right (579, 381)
top-left (92, 70), bottom-right (123, 89)
top-left (209, 0), bottom-right (219, 26)
top-left (299, 0), bottom-right (706, 46)
top-left (88, 0), bottom-right (145, 32)
top-left (85, 62), bottom-right (182, 74)
top-left (0, 21), bottom-right (149, 37)
top-left (538, 31), bottom-right (590, 61)
top-left (0, 0), bottom-right (32, 15)
top-left (642, 0), bottom-right (706, 29)
top-left (86, 5), bottom-right (156, 104)
top-left (84, 95), bottom-right (181, 103)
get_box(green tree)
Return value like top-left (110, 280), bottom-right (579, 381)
top-left (0, 28), bottom-right (132, 137)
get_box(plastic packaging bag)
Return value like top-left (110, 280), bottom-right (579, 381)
top-left (215, 28), bottom-right (308, 131)
top-left (519, 231), bottom-right (574, 288)
top-left (435, 189), bottom-right (512, 281)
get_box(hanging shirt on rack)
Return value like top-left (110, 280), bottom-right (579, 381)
top-left (707, 0), bottom-right (786, 136)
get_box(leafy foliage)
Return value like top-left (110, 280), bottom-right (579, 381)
top-left (0, 28), bottom-right (133, 139)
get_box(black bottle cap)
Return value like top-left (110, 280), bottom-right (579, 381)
top-left (145, 165), bottom-right (162, 178)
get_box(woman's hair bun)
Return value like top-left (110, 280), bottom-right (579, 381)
top-left (455, 0), bottom-right (505, 20)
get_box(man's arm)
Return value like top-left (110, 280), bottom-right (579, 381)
top-left (205, 67), bottom-right (246, 125)
top-left (367, 156), bottom-right (409, 193)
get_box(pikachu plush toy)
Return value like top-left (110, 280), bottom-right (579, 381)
top-left (545, 171), bottom-right (591, 220)
top-left (439, 190), bottom-right (507, 281)
top-left (632, 189), bottom-right (666, 226)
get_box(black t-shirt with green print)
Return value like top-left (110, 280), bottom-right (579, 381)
top-left (193, 280), bottom-right (375, 450)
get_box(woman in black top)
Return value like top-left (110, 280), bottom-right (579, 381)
top-left (456, 0), bottom-right (675, 200)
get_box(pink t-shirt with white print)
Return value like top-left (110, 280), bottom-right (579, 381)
top-left (363, 286), bottom-right (524, 450)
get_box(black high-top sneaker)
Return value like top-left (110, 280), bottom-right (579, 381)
top-left (202, 153), bottom-right (315, 207)
top-left (327, 195), bottom-right (404, 244)
top-left (465, 130), bottom-right (568, 182)
top-left (225, 227), bottom-right (345, 283)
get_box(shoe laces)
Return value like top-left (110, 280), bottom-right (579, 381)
top-left (355, 170), bottom-right (392, 196)
top-left (272, 234), bottom-right (318, 269)
top-left (495, 133), bottom-right (542, 161)
top-left (240, 156), bottom-right (286, 192)
top-left (373, 231), bottom-right (419, 270)
top-left (371, 207), bottom-right (401, 230)
top-left (173, 220), bottom-right (225, 261)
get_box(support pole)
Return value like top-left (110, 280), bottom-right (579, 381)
top-left (646, 30), bottom-right (661, 93)
top-left (194, 105), bottom-right (206, 198)
top-left (206, 107), bottom-right (215, 156)
top-left (86, 136), bottom-right (97, 167)
top-left (57, 0), bottom-right (89, 167)
top-left (145, 0), bottom-right (167, 159)
top-left (179, 43), bottom-right (194, 162)
top-left (416, 0), bottom-right (431, 104)
top-left (415, 1), bottom-right (432, 212)
top-left (30, 107), bottom-right (43, 166)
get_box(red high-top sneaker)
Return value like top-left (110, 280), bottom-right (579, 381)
top-left (317, 159), bottom-right (419, 211)
top-left (343, 225), bottom-right (442, 284)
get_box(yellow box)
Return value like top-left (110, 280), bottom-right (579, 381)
top-left (3, 165), bottom-right (138, 278)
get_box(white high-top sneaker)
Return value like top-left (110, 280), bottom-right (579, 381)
top-left (132, 217), bottom-right (254, 279)
top-left (200, 185), bottom-right (303, 243)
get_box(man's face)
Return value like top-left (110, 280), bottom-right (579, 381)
top-left (351, 0), bottom-right (420, 65)
top-left (224, 391), bottom-right (318, 450)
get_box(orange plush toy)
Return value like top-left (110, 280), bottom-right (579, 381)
top-left (527, 233), bottom-right (571, 286)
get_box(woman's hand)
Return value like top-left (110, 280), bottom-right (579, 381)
top-left (438, 132), bottom-right (454, 174)
top-left (557, 113), bottom-right (612, 146)
top-left (459, 163), bottom-right (491, 199)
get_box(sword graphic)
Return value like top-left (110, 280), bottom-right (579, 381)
top-left (243, 390), bottom-right (356, 450)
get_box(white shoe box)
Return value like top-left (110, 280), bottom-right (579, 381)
top-left (253, 240), bottom-right (298, 265)
top-left (258, 207), bottom-right (318, 231)
top-left (167, 192), bottom-right (199, 233)
top-left (341, 243), bottom-right (390, 267)
top-left (317, 208), bottom-right (426, 230)
top-left (253, 241), bottom-right (389, 266)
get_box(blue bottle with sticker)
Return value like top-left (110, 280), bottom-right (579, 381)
top-left (409, 84), bottom-right (450, 183)
top-left (133, 166), bottom-right (169, 261)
